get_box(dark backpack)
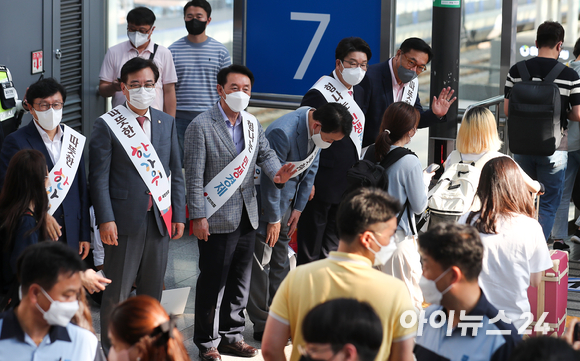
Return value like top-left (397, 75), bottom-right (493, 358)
top-left (345, 145), bottom-right (415, 195)
top-left (507, 60), bottom-right (566, 156)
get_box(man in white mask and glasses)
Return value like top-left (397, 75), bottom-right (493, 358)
top-left (262, 188), bottom-right (416, 361)
top-left (90, 57), bottom-right (185, 354)
top-left (0, 241), bottom-right (102, 360)
top-left (415, 223), bottom-right (520, 361)
top-left (184, 64), bottom-right (296, 361)
top-left (0, 78), bottom-right (91, 264)
top-left (99, 6), bottom-right (177, 117)
top-left (298, 37), bottom-right (372, 267)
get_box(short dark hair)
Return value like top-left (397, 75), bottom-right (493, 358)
top-left (418, 223), bottom-right (483, 281)
top-left (337, 188), bottom-right (401, 244)
top-left (217, 64), bottom-right (255, 87)
top-left (127, 6), bottom-right (156, 26)
top-left (335, 37), bottom-right (372, 62)
top-left (509, 336), bottom-right (580, 361)
top-left (25, 78), bottom-right (66, 105)
top-left (17, 241), bottom-right (85, 295)
top-left (573, 37), bottom-right (580, 58)
top-left (399, 37), bottom-right (434, 63)
top-left (312, 103), bottom-right (353, 136)
top-left (120, 57), bottom-right (160, 84)
top-left (302, 299), bottom-right (383, 361)
top-left (184, 0), bottom-right (212, 18)
top-left (536, 21), bottom-right (565, 49)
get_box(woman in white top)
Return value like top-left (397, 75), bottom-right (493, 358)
top-left (460, 157), bottom-right (552, 329)
top-left (372, 101), bottom-right (433, 311)
top-left (447, 106), bottom-right (541, 193)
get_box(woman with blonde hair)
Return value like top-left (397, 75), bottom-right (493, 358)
top-left (448, 105), bottom-right (540, 193)
top-left (108, 295), bottom-right (190, 361)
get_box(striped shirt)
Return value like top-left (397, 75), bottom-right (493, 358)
top-left (169, 36), bottom-right (231, 112)
top-left (505, 57), bottom-right (580, 129)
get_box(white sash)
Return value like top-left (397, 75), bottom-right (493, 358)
top-left (312, 76), bottom-right (365, 158)
top-left (401, 78), bottom-right (419, 106)
top-left (204, 111), bottom-right (258, 219)
top-left (100, 106), bottom-right (173, 234)
top-left (288, 147), bottom-right (320, 178)
top-left (46, 125), bottom-right (85, 216)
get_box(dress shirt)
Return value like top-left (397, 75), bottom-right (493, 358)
top-left (389, 58), bottom-right (405, 102)
top-left (32, 120), bottom-right (63, 165)
top-left (125, 103), bottom-right (152, 141)
top-left (218, 101), bottom-right (244, 154)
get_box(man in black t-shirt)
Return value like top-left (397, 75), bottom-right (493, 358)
top-left (504, 21), bottom-right (580, 246)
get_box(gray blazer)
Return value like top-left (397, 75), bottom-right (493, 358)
top-left (185, 103), bottom-right (281, 234)
top-left (260, 106), bottom-right (319, 223)
top-left (89, 106), bottom-right (186, 236)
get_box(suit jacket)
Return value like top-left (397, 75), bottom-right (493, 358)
top-left (89, 106), bottom-right (186, 236)
top-left (0, 121), bottom-right (90, 252)
top-left (185, 103), bottom-right (281, 234)
top-left (300, 73), bottom-right (368, 205)
top-left (260, 106), bottom-right (319, 223)
top-left (362, 59), bottom-right (445, 147)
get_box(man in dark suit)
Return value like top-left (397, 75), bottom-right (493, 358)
top-left (89, 57), bottom-right (185, 352)
top-left (297, 37), bottom-right (371, 265)
top-left (362, 37), bottom-right (456, 147)
top-left (0, 78), bottom-right (90, 259)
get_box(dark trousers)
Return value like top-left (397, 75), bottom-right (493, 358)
top-left (100, 211), bottom-right (168, 352)
top-left (194, 207), bottom-right (255, 350)
top-left (296, 196), bottom-right (339, 265)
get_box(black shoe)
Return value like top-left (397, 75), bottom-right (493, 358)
top-left (553, 241), bottom-right (570, 251)
top-left (253, 331), bottom-right (263, 342)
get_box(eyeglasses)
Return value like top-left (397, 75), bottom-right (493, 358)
top-left (401, 53), bottom-right (427, 73)
top-left (126, 83), bottom-right (156, 90)
top-left (127, 26), bottom-right (152, 35)
top-left (342, 60), bottom-right (368, 71)
top-left (33, 102), bottom-right (64, 111)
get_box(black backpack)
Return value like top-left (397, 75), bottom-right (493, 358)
top-left (507, 60), bottom-right (566, 156)
top-left (345, 145), bottom-right (415, 195)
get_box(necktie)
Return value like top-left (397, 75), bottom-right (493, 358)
top-left (348, 90), bottom-right (353, 96)
top-left (136, 116), bottom-right (153, 211)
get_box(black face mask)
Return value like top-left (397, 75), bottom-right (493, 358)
top-left (185, 18), bottom-right (207, 35)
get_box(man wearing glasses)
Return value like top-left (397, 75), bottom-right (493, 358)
top-left (90, 57), bottom-right (185, 353)
top-left (297, 37), bottom-right (372, 266)
top-left (362, 37), bottom-right (456, 147)
top-left (0, 78), bottom-right (91, 265)
top-left (99, 6), bottom-right (178, 117)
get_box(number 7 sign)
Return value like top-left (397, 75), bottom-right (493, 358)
top-left (290, 12), bottom-right (330, 80)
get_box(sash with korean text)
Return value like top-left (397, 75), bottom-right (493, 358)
top-left (46, 125), bottom-right (85, 216)
top-left (289, 146), bottom-right (320, 178)
top-left (312, 76), bottom-right (365, 158)
top-left (401, 78), bottom-right (419, 106)
top-left (100, 106), bottom-right (173, 235)
top-left (203, 111), bottom-right (258, 219)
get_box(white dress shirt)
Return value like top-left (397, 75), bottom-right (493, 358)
top-left (32, 120), bottom-right (63, 165)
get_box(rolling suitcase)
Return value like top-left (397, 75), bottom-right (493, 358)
top-left (527, 250), bottom-right (568, 336)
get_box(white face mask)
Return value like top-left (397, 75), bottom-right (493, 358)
top-left (127, 87), bottom-right (156, 110)
top-left (419, 268), bottom-right (453, 305)
top-left (35, 287), bottom-right (79, 327)
top-left (367, 233), bottom-right (397, 266)
top-left (341, 62), bottom-right (366, 86)
top-left (223, 91), bottom-right (250, 113)
top-left (127, 31), bottom-right (149, 48)
top-left (311, 126), bottom-right (332, 150)
top-left (33, 107), bottom-right (62, 131)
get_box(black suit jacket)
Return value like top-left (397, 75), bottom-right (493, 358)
top-left (300, 73), bottom-right (369, 204)
top-left (0, 121), bottom-right (90, 252)
top-left (361, 59), bottom-right (445, 147)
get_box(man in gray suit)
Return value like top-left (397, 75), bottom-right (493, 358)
top-left (247, 103), bottom-right (352, 341)
top-left (184, 64), bottom-right (295, 361)
top-left (89, 57), bottom-right (185, 352)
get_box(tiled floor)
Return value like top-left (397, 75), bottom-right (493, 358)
top-left (89, 233), bottom-right (292, 361)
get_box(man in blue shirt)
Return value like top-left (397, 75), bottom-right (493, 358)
top-left (0, 242), bottom-right (102, 360)
top-left (415, 223), bottom-right (521, 361)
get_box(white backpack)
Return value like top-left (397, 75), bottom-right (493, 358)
top-left (427, 151), bottom-right (495, 219)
